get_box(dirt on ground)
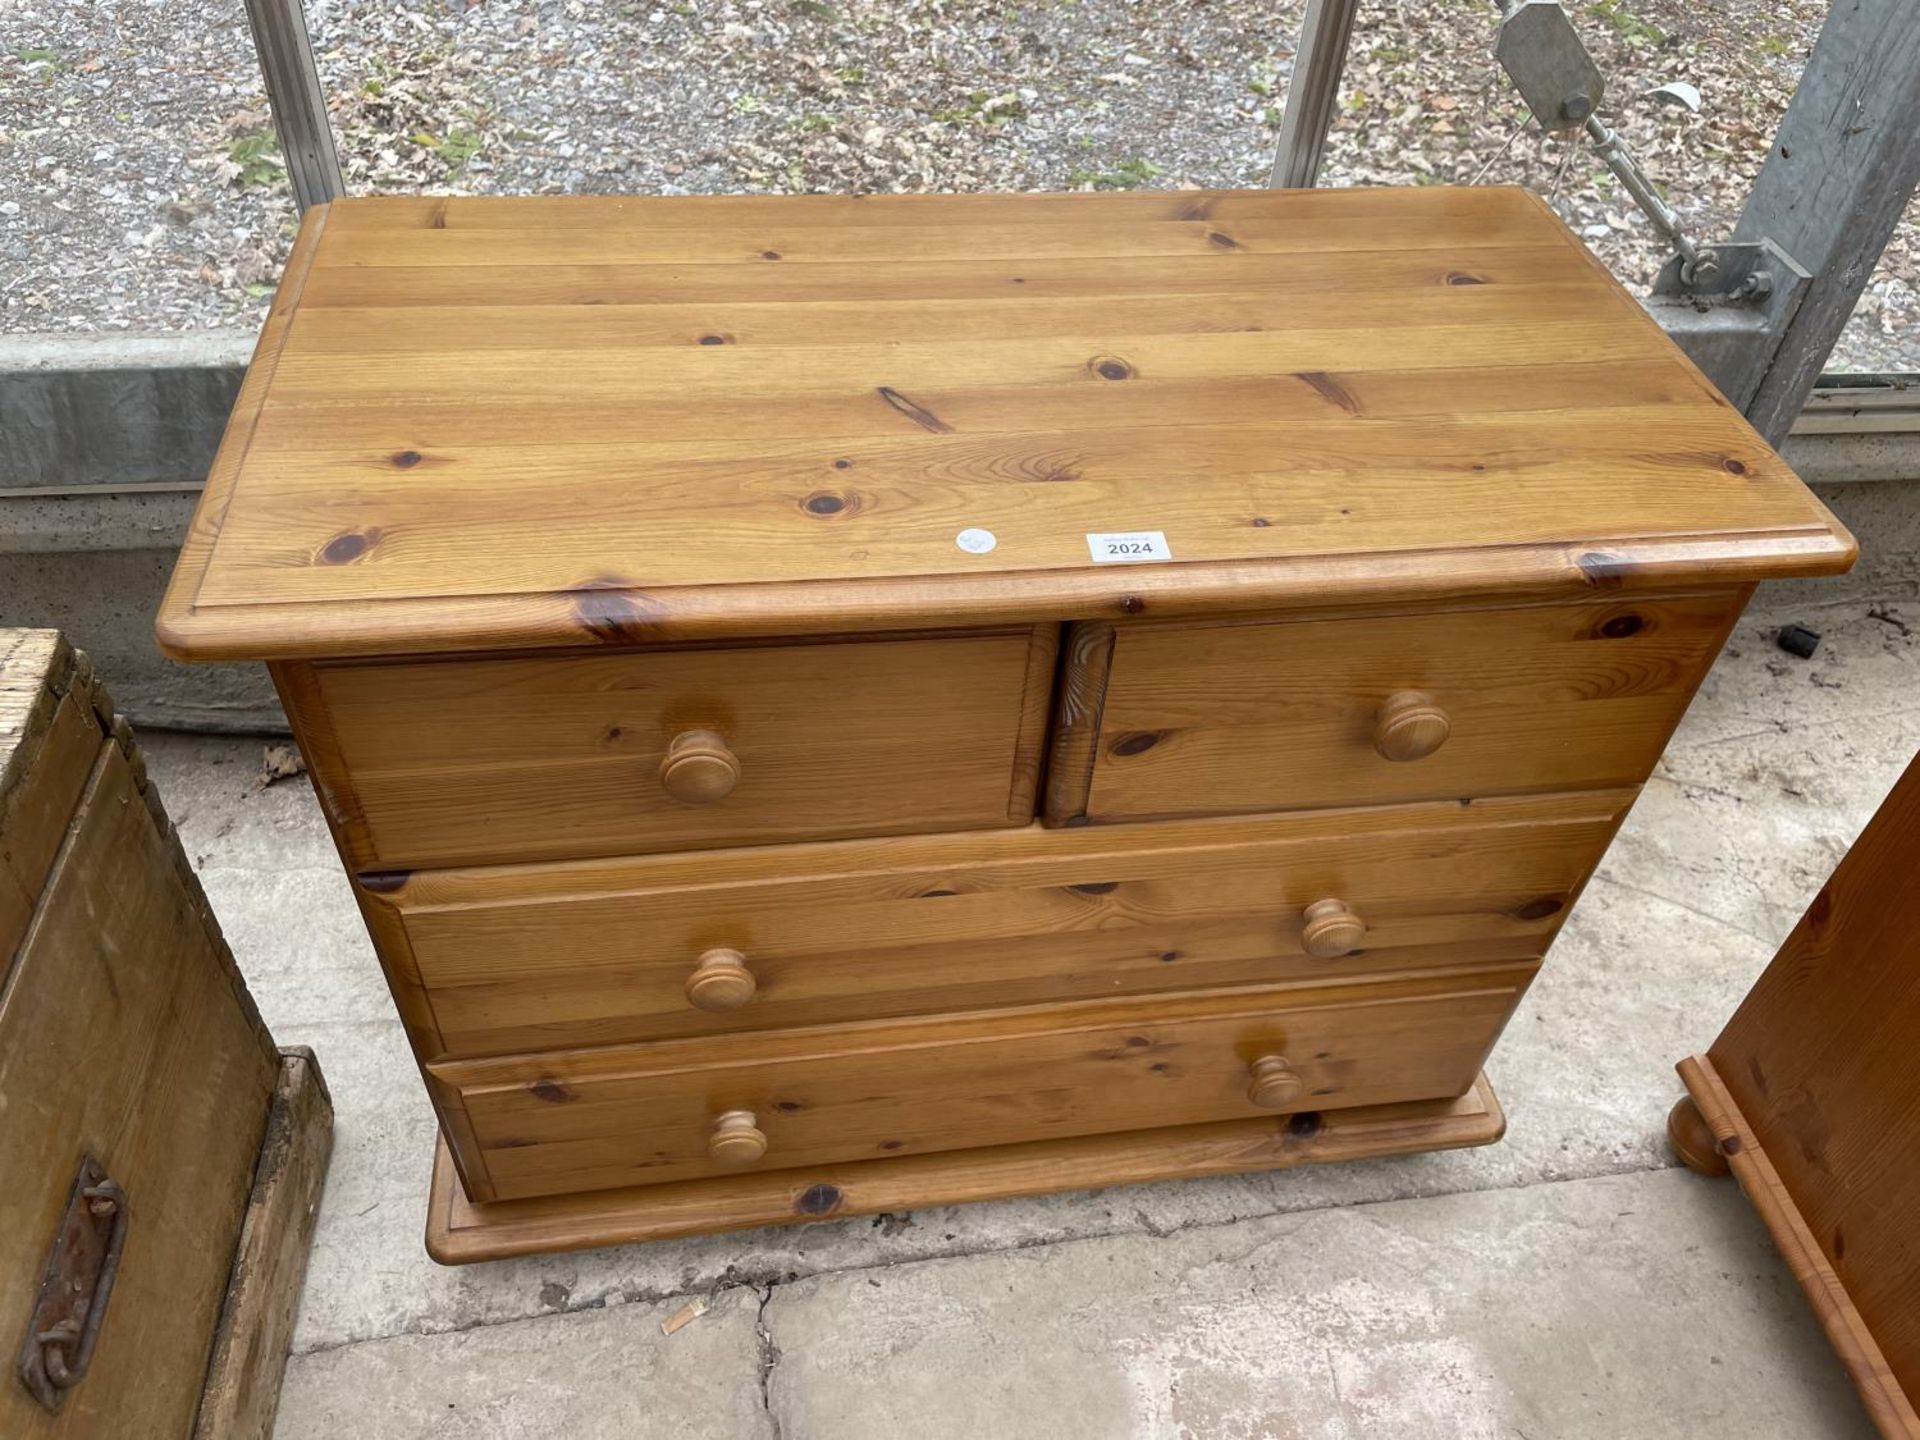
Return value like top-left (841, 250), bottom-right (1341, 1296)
top-left (0, 0), bottom-right (1913, 369)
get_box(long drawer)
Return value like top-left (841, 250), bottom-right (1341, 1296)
top-left (431, 965), bottom-right (1535, 1202)
top-left (1047, 592), bottom-right (1740, 824)
top-left (367, 789), bottom-right (1628, 1059)
top-left (279, 625), bottom-right (1058, 870)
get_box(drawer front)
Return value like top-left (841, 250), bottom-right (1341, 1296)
top-left (372, 789), bottom-right (1625, 1059)
top-left (1048, 593), bottom-right (1740, 825)
top-left (432, 967), bottom-right (1534, 1201)
top-left (284, 626), bottom-right (1057, 869)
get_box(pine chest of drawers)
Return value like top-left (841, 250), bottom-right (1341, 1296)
top-left (157, 186), bottom-right (1853, 1261)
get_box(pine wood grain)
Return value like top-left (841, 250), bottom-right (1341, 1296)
top-left (281, 625), bottom-right (1056, 869)
top-left (156, 187), bottom-right (1852, 663)
top-left (424, 1072), bottom-right (1506, 1261)
top-left (431, 966), bottom-right (1531, 1201)
top-left (1681, 1057), bottom-right (1919, 1439)
top-left (1677, 749), bottom-right (1920, 1436)
top-left (371, 789), bottom-right (1625, 1059)
top-left (1053, 591), bottom-right (1741, 824)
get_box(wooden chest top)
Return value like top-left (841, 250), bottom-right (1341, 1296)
top-left (156, 186), bottom-right (1851, 662)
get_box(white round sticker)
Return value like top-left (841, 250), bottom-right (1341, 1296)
top-left (955, 528), bottom-right (998, 554)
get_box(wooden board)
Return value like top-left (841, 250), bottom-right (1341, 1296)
top-left (370, 788), bottom-right (1627, 1059)
top-left (1680, 1056), bottom-right (1919, 1439)
top-left (280, 625), bottom-right (1056, 870)
top-left (0, 633), bottom-right (107, 968)
top-left (425, 1070), bottom-right (1507, 1261)
top-left (1051, 591), bottom-right (1740, 824)
top-left (155, 187), bottom-right (1853, 663)
top-left (1679, 748), bottom-right (1920, 1436)
top-left (430, 965), bottom-right (1532, 1201)
top-left (192, 1049), bottom-right (333, 1440)
top-left (0, 746), bottom-right (281, 1440)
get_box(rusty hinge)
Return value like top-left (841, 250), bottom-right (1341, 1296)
top-left (16, 1156), bottom-right (128, 1412)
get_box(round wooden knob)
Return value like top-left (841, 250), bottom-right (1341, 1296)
top-left (1246, 1055), bottom-right (1304, 1109)
top-left (1301, 897), bottom-right (1366, 958)
top-left (685, 948), bottom-right (756, 1011)
top-left (708, 1110), bottom-right (767, 1166)
top-left (659, 730), bottom-right (739, 804)
top-left (1373, 690), bottom-right (1450, 762)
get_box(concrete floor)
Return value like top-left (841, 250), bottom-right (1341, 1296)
top-left (140, 594), bottom-right (1920, 1440)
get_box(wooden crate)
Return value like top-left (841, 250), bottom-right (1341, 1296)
top-left (1, 630), bottom-right (332, 1439)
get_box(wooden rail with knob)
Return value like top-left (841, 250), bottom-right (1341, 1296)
top-left (1373, 691), bottom-right (1451, 763)
top-left (1246, 1055), bottom-right (1304, 1109)
top-left (659, 730), bottom-right (740, 805)
top-left (684, 948), bottom-right (756, 1012)
top-left (1301, 897), bottom-right (1366, 958)
top-left (707, 1110), bottom-right (767, 1166)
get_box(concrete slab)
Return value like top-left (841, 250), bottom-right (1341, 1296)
top-left (273, 1284), bottom-right (772, 1440)
top-left (762, 1166), bottom-right (1877, 1440)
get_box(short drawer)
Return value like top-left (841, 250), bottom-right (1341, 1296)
top-left (431, 966), bottom-right (1534, 1201)
top-left (369, 789), bottom-right (1626, 1059)
top-left (1047, 592), bottom-right (1739, 825)
top-left (281, 626), bottom-right (1057, 869)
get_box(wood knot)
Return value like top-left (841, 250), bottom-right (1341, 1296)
top-left (528, 1079), bottom-right (572, 1103)
top-left (1158, 950), bottom-right (1182, 963)
top-left (318, 529), bottom-right (379, 565)
top-left (1091, 356), bottom-right (1135, 381)
top-left (1723, 456), bottom-right (1748, 475)
top-left (1110, 730), bottom-right (1164, 757)
top-left (1205, 230), bottom-right (1241, 250)
top-left (697, 332), bottom-right (732, 346)
top-left (833, 458), bottom-right (853, 469)
top-left (1596, 612), bottom-right (1645, 639)
top-left (1251, 516), bottom-right (1272, 528)
top-left (1717, 1134), bottom-right (1743, 1156)
top-left (774, 1099), bottom-right (806, 1113)
top-left (1119, 595), bottom-right (1146, 615)
top-left (794, 1183), bottom-right (843, 1215)
top-left (358, 869), bottom-right (411, 893)
top-left (1287, 1111), bottom-right (1325, 1138)
top-left (1445, 272), bottom-right (1489, 286)
top-left (1067, 880), bottom-right (1120, 895)
top-left (389, 449), bottom-right (423, 468)
top-left (761, 249), bottom-right (782, 260)
top-left (1511, 896), bottom-right (1565, 921)
top-left (803, 491), bottom-right (851, 516)
top-left (918, 887), bottom-right (957, 898)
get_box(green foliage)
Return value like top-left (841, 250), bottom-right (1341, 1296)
top-left (1068, 155), bottom-right (1161, 189)
top-left (226, 131), bottom-right (284, 188)
top-left (1590, 1), bottom-right (1665, 45)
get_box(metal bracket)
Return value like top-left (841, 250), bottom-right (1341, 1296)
top-left (1646, 240), bottom-right (1813, 410)
top-left (15, 1156), bottom-right (129, 1413)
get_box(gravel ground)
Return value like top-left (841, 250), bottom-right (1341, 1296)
top-left (1, 0), bottom-right (1913, 369)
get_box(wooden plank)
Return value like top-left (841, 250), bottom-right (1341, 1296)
top-left (289, 625), bottom-right (1057, 870)
top-left (0, 748), bottom-right (280, 1440)
top-left (193, 1049), bottom-right (334, 1440)
top-left (432, 965), bottom-right (1532, 1200)
top-left (425, 1072), bottom-right (1506, 1261)
top-left (1680, 1055), bottom-right (1920, 1440)
top-left (293, 246), bottom-right (1595, 310)
top-left (155, 186), bottom-right (1853, 665)
top-left (309, 212), bottom-right (1544, 269)
top-left (1065, 591), bottom-right (1743, 825)
top-left (318, 187), bottom-right (1552, 231)
top-left (373, 788), bottom-right (1626, 1059)
top-left (0, 633), bottom-right (105, 968)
